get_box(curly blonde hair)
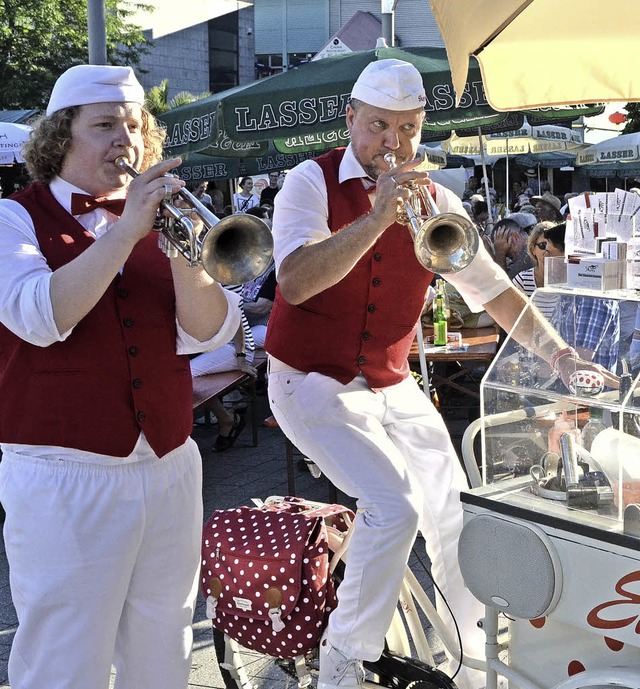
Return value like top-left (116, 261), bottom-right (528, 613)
top-left (23, 106), bottom-right (166, 184)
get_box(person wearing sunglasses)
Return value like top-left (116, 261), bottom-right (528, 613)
top-left (511, 221), bottom-right (559, 321)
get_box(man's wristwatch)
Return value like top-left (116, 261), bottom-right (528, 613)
top-left (236, 352), bottom-right (246, 358)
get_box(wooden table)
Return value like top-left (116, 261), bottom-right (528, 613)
top-left (408, 325), bottom-right (501, 400)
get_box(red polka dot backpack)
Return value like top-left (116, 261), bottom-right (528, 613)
top-left (201, 496), bottom-right (354, 661)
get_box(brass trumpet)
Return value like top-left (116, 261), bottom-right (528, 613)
top-left (114, 157), bottom-right (274, 284)
top-left (385, 148), bottom-right (479, 274)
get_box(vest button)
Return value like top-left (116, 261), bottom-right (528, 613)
top-left (362, 331), bottom-right (371, 340)
top-left (372, 278), bottom-right (381, 287)
top-left (132, 378), bottom-right (143, 389)
top-left (123, 317), bottom-right (134, 327)
top-left (128, 346), bottom-right (138, 356)
top-left (367, 304), bottom-right (376, 313)
top-left (357, 355), bottom-right (366, 365)
top-left (136, 411), bottom-right (145, 422)
top-left (374, 252), bottom-right (382, 261)
top-left (117, 287), bottom-right (129, 298)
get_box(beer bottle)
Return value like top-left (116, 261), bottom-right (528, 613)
top-left (433, 281), bottom-right (448, 346)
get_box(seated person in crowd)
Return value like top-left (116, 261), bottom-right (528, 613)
top-left (191, 313), bottom-right (257, 452)
top-left (511, 221), bottom-right (560, 322)
top-left (461, 175), bottom-right (479, 201)
top-left (245, 204), bottom-right (273, 228)
top-left (491, 212), bottom-right (537, 279)
top-left (531, 190), bottom-right (563, 223)
top-left (211, 188), bottom-right (226, 217)
top-left (470, 197), bottom-right (489, 233)
top-left (191, 263), bottom-right (277, 450)
top-left (192, 180), bottom-right (213, 208)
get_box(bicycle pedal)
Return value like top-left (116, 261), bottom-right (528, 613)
top-left (364, 650), bottom-right (457, 689)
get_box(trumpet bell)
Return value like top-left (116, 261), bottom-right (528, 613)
top-left (414, 214), bottom-right (480, 274)
top-left (200, 214), bottom-right (274, 284)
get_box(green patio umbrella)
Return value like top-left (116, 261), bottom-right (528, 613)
top-left (159, 46), bottom-right (602, 158)
top-left (175, 143), bottom-right (448, 182)
top-left (174, 148), bottom-right (334, 182)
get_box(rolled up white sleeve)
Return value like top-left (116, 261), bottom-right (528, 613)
top-left (176, 287), bottom-right (242, 355)
top-left (426, 183), bottom-right (512, 312)
top-left (271, 160), bottom-right (330, 275)
top-left (445, 243), bottom-right (512, 312)
top-left (0, 200), bottom-right (70, 346)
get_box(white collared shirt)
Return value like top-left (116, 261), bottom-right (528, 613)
top-left (271, 144), bottom-right (510, 312)
top-left (0, 176), bottom-right (240, 349)
top-left (0, 177), bottom-right (241, 461)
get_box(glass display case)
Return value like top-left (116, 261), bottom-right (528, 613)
top-left (458, 285), bottom-right (640, 688)
top-left (479, 285), bottom-right (640, 532)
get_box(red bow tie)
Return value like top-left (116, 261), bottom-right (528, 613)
top-left (71, 193), bottom-right (126, 216)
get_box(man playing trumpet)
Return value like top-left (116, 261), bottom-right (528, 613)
top-left (0, 65), bottom-right (240, 689)
top-left (265, 59), bottom-right (614, 689)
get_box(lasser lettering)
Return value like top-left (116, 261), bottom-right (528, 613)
top-left (233, 79), bottom-right (489, 134)
top-left (600, 149), bottom-right (635, 161)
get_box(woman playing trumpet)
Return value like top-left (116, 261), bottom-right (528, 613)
top-left (0, 65), bottom-right (241, 689)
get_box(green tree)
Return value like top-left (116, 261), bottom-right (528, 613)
top-left (0, 0), bottom-right (152, 110)
top-left (144, 78), bottom-right (211, 117)
top-left (623, 104), bottom-right (640, 134)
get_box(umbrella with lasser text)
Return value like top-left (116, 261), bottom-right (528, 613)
top-left (575, 132), bottom-right (640, 181)
top-left (160, 46), bottom-right (600, 160)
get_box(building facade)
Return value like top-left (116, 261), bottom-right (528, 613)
top-left (137, 0), bottom-right (443, 99)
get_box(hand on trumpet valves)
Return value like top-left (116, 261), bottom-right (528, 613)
top-left (169, 188), bottom-right (206, 237)
top-left (369, 153), bottom-right (432, 228)
top-left (368, 168), bottom-right (412, 229)
top-left (115, 157), bottom-right (185, 241)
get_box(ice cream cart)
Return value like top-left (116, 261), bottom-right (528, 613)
top-left (457, 286), bottom-right (640, 689)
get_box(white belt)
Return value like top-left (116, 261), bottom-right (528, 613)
top-left (267, 355), bottom-right (304, 375)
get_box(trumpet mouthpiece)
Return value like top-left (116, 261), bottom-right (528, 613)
top-left (114, 156), bottom-right (139, 178)
top-left (384, 152), bottom-right (397, 167)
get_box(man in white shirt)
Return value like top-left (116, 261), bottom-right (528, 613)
top-left (0, 65), bottom-right (240, 689)
top-left (264, 59), bottom-right (609, 689)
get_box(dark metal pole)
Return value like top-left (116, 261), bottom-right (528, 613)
top-left (87, 0), bottom-right (107, 64)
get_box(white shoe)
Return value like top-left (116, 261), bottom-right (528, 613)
top-left (317, 634), bottom-right (365, 689)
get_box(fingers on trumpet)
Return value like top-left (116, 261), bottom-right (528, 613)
top-left (384, 157), bottom-right (431, 191)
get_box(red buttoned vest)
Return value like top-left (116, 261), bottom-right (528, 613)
top-left (265, 148), bottom-right (434, 390)
top-left (0, 183), bottom-right (193, 457)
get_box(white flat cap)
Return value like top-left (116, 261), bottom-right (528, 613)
top-left (351, 59), bottom-right (426, 111)
top-left (46, 65), bottom-right (145, 116)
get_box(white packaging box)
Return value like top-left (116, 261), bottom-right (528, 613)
top-left (566, 256), bottom-right (627, 290)
top-left (601, 240), bottom-right (627, 260)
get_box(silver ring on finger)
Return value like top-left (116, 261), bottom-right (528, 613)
top-left (390, 175), bottom-right (398, 186)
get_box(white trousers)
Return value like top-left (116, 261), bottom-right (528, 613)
top-left (190, 325), bottom-right (266, 378)
top-left (0, 439), bottom-right (203, 689)
top-left (268, 370), bottom-right (485, 689)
